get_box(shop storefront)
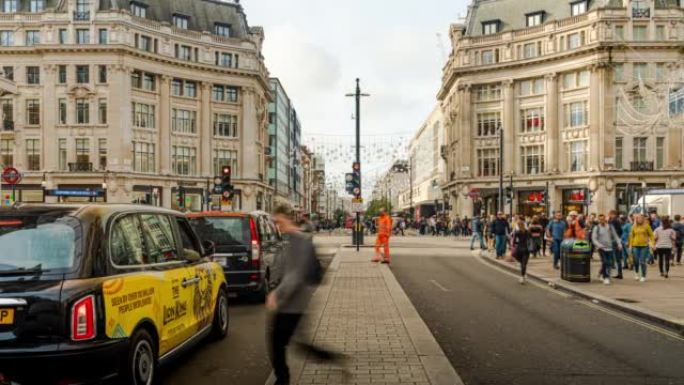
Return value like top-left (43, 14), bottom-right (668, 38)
top-left (518, 190), bottom-right (546, 217)
top-left (208, 189), bottom-right (242, 212)
top-left (132, 185), bottom-right (163, 207)
top-left (171, 187), bottom-right (204, 212)
top-left (562, 189), bottom-right (587, 216)
top-left (47, 185), bottom-right (106, 203)
top-left (0, 184), bottom-right (44, 203)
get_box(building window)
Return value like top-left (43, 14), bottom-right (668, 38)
top-left (133, 142), bottom-right (155, 173)
top-left (633, 63), bottom-right (648, 81)
top-left (570, 1), bottom-right (587, 16)
top-left (563, 70), bottom-right (589, 89)
top-left (656, 137), bottom-right (665, 169)
top-left (477, 148), bottom-right (499, 177)
top-left (58, 98), bottom-right (67, 124)
top-left (482, 20), bottom-right (499, 35)
top-left (184, 81), bottom-right (197, 98)
top-left (171, 109), bottom-right (196, 134)
top-left (130, 2), bottom-right (146, 18)
top-left (26, 66), bottom-right (39, 84)
top-left (521, 145), bottom-right (544, 175)
top-left (132, 102), bottom-right (155, 128)
top-left (656, 25), bottom-right (666, 40)
top-left (215, 23), bottom-right (231, 37)
top-left (75, 98), bottom-right (89, 124)
top-left (26, 99), bottom-right (40, 125)
top-left (567, 32), bottom-right (584, 49)
top-left (633, 26), bottom-right (647, 41)
top-left (0, 31), bottom-right (13, 46)
top-left (2, 66), bottom-right (12, 81)
top-left (519, 78), bottom-right (544, 96)
top-left (76, 29), bottom-right (90, 44)
top-left (213, 149), bottom-right (238, 177)
top-left (58, 65), bottom-right (67, 83)
top-left (214, 113), bottom-right (238, 137)
top-left (632, 95), bottom-right (647, 113)
top-left (615, 137), bottom-right (623, 169)
top-left (2, 0), bottom-right (17, 13)
top-left (475, 84), bottom-right (501, 101)
top-left (615, 25), bottom-right (624, 40)
top-left (131, 71), bottom-right (156, 91)
top-left (526, 12), bottom-right (543, 27)
top-left (76, 65), bottom-right (89, 83)
top-left (29, 0), bottom-right (44, 13)
top-left (564, 101), bottom-right (588, 128)
top-left (75, 0), bottom-right (88, 13)
top-left (172, 146), bottom-right (196, 175)
top-left (26, 139), bottom-right (40, 170)
top-left (98, 29), bottom-right (108, 44)
top-left (75, 138), bottom-right (89, 164)
top-left (98, 138), bottom-right (107, 170)
top-left (476, 112), bottom-right (501, 137)
top-left (632, 0), bottom-right (650, 18)
top-left (1, 99), bottom-right (12, 125)
top-left (216, 52), bottom-right (234, 67)
top-left (25, 31), bottom-right (40, 46)
top-left (0, 139), bottom-right (13, 167)
top-left (655, 63), bottom-right (666, 82)
top-left (569, 141), bottom-right (588, 172)
top-left (481, 49), bottom-right (498, 64)
top-left (522, 42), bottom-right (541, 59)
top-left (137, 35), bottom-right (153, 52)
top-left (613, 63), bottom-right (624, 82)
top-left (633, 137), bottom-right (647, 162)
top-left (58, 138), bottom-right (67, 171)
top-left (98, 99), bottom-right (107, 124)
top-left (172, 14), bottom-right (189, 29)
top-left (212, 85), bottom-right (239, 103)
top-left (226, 87), bottom-right (239, 102)
top-left (98, 65), bottom-right (107, 83)
top-left (520, 108), bottom-right (545, 133)
top-left (59, 28), bottom-right (67, 44)
top-left (175, 45), bottom-right (192, 61)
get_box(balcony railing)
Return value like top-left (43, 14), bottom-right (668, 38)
top-left (2, 120), bottom-right (13, 131)
top-left (630, 161), bottom-right (654, 172)
top-left (68, 162), bottom-right (93, 172)
top-left (632, 8), bottom-right (650, 18)
top-left (73, 11), bottom-right (90, 21)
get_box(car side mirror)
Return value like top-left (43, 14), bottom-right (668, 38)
top-left (202, 240), bottom-right (215, 257)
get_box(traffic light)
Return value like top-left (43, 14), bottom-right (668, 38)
top-left (350, 170), bottom-right (361, 197)
top-left (221, 165), bottom-right (234, 201)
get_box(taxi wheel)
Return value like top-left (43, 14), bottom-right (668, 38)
top-left (122, 328), bottom-right (157, 385)
top-left (210, 288), bottom-right (229, 340)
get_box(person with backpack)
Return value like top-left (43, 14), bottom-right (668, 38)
top-left (268, 204), bottom-right (339, 385)
top-left (671, 214), bottom-right (684, 266)
top-left (592, 214), bottom-right (623, 284)
top-left (654, 217), bottom-right (676, 279)
top-left (528, 216), bottom-right (544, 258)
top-left (511, 218), bottom-right (532, 284)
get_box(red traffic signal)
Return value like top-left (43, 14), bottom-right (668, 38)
top-left (352, 162), bottom-right (360, 172)
top-left (222, 166), bottom-right (232, 176)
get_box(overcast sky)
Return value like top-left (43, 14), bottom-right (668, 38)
top-left (244, 0), bottom-right (469, 188)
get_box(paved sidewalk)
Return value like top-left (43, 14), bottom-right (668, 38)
top-left (479, 244), bottom-right (684, 332)
top-left (277, 248), bottom-right (462, 385)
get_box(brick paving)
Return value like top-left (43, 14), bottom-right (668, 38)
top-left (297, 251), bottom-right (433, 385)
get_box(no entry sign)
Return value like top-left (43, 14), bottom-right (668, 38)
top-left (1, 167), bottom-right (21, 185)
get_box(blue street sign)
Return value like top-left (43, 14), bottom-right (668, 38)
top-left (47, 189), bottom-right (105, 198)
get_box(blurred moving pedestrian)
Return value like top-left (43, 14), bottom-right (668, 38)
top-left (492, 212), bottom-right (510, 259)
top-left (564, 211), bottom-right (586, 240)
top-left (539, 213), bottom-right (549, 256)
top-left (671, 214), bottom-right (684, 265)
top-left (546, 212), bottom-right (567, 269)
top-left (373, 208), bottom-right (393, 264)
top-left (268, 204), bottom-right (342, 385)
top-left (469, 215), bottom-right (485, 250)
top-left (592, 214), bottom-right (622, 284)
top-left (511, 218), bottom-right (531, 284)
top-left (528, 216), bottom-right (543, 258)
top-left (654, 217), bottom-right (676, 279)
top-left (621, 215), bottom-right (633, 270)
top-left (629, 214), bottom-right (655, 283)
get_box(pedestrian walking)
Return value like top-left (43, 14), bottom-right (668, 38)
top-left (373, 208), bottom-right (393, 264)
top-left (629, 214), bottom-right (655, 282)
top-left (591, 214), bottom-right (622, 284)
top-left (528, 216), bottom-right (543, 258)
top-left (621, 215), bottom-right (633, 270)
top-left (469, 215), bottom-right (485, 250)
top-left (564, 211), bottom-right (586, 240)
top-left (511, 219), bottom-right (532, 284)
top-left (268, 204), bottom-right (342, 385)
top-left (654, 217), bottom-right (676, 278)
top-left (492, 212), bottom-right (510, 259)
top-left (671, 214), bottom-right (684, 265)
top-left (539, 213), bottom-right (549, 256)
top-left (546, 212), bottom-right (567, 269)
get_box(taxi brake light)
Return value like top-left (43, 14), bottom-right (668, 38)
top-left (71, 295), bottom-right (96, 341)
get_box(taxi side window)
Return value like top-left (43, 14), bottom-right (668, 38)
top-left (140, 214), bottom-right (180, 263)
top-left (176, 218), bottom-right (202, 261)
top-left (259, 216), bottom-right (272, 243)
top-left (110, 215), bottom-right (148, 266)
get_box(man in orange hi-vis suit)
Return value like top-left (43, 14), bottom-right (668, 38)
top-left (373, 208), bottom-right (393, 264)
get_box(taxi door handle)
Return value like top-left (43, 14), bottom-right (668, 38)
top-left (182, 277), bottom-right (200, 288)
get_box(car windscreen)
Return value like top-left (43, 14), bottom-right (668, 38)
top-left (0, 214), bottom-right (81, 272)
top-left (189, 216), bottom-right (250, 246)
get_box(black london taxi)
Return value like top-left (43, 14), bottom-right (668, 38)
top-left (0, 204), bottom-right (229, 385)
top-left (187, 211), bottom-right (281, 301)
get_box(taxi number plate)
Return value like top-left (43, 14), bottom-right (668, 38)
top-left (0, 308), bottom-right (14, 325)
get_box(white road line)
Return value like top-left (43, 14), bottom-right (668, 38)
top-left (429, 279), bottom-right (450, 292)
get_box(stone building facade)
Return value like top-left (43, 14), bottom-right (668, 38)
top-left (439, 0), bottom-right (684, 217)
top-left (0, 0), bottom-right (272, 211)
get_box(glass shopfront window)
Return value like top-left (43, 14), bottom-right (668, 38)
top-left (562, 189), bottom-right (587, 216)
top-left (518, 190), bottom-right (546, 217)
top-left (131, 185), bottom-right (162, 206)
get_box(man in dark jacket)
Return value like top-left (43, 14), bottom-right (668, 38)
top-left (492, 212), bottom-right (511, 259)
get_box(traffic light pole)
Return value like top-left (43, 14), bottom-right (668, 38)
top-left (355, 79), bottom-right (362, 252)
top-left (498, 125), bottom-right (504, 214)
top-left (509, 174), bottom-right (514, 219)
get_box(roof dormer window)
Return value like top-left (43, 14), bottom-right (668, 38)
top-left (173, 14), bottom-right (189, 30)
top-left (215, 23), bottom-right (231, 37)
top-left (570, 0), bottom-right (588, 16)
top-left (482, 20), bottom-right (500, 35)
top-left (526, 11), bottom-right (544, 27)
top-left (130, 2), bottom-right (147, 18)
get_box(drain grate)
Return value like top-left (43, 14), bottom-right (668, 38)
top-left (616, 298), bottom-right (640, 304)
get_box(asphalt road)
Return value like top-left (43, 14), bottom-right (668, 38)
top-left (160, 241), bottom-right (339, 385)
top-left (390, 241), bottom-right (684, 385)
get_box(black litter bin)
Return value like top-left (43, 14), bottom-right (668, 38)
top-left (560, 239), bottom-right (592, 282)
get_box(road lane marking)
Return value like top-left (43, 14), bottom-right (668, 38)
top-left (429, 279), bottom-right (450, 292)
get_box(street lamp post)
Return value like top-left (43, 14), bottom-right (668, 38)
top-left (498, 124), bottom-right (504, 213)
